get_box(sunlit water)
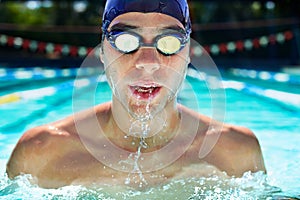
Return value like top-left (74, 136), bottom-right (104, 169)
top-left (0, 71), bottom-right (300, 199)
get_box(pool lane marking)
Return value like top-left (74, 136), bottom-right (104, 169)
top-left (0, 76), bottom-right (107, 133)
top-left (0, 75), bottom-right (106, 105)
top-left (0, 93), bottom-right (21, 104)
top-left (187, 68), bottom-right (300, 111)
top-left (229, 68), bottom-right (300, 85)
top-left (0, 82), bottom-right (70, 105)
top-left (3, 66), bottom-right (298, 110)
top-left (0, 67), bottom-right (99, 81)
top-left (222, 79), bottom-right (300, 111)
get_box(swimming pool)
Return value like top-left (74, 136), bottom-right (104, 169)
top-left (0, 66), bottom-right (300, 199)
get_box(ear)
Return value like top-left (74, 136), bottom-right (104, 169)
top-left (99, 45), bottom-right (104, 64)
top-left (186, 42), bottom-right (191, 64)
top-left (187, 55), bottom-right (191, 64)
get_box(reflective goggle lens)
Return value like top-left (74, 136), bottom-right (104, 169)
top-left (114, 33), bottom-right (139, 53)
top-left (157, 35), bottom-right (181, 55)
top-left (107, 31), bottom-right (188, 55)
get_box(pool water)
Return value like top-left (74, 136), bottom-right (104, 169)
top-left (0, 67), bottom-right (300, 199)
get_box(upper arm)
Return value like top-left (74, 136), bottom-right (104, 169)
top-left (6, 126), bottom-right (54, 179)
top-left (6, 137), bottom-right (26, 178)
top-left (205, 125), bottom-right (266, 177)
top-left (226, 126), bottom-right (266, 175)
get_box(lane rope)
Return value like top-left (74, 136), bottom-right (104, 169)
top-left (222, 79), bottom-right (300, 111)
top-left (0, 66), bottom-right (99, 81)
top-left (0, 73), bottom-right (105, 105)
top-left (229, 68), bottom-right (300, 85)
top-left (188, 67), bottom-right (300, 111)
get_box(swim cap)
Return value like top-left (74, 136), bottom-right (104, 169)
top-left (101, 0), bottom-right (192, 36)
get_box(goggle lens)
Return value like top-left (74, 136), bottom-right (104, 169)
top-left (157, 35), bottom-right (182, 55)
top-left (107, 31), bottom-right (188, 55)
top-left (114, 33), bottom-right (139, 53)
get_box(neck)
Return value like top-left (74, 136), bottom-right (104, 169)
top-left (109, 96), bottom-right (180, 152)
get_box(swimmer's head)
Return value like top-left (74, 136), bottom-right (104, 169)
top-left (101, 0), bottom-right (192, 37)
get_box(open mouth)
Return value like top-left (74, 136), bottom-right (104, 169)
top-left (129, 84), bottom-right (162, 100)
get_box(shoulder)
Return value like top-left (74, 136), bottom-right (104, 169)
top-left (205, 123), bottom-right (266, 176)
top-left (21, 123), bottom-right (73, 146)
top-left (6, 103), bottom-right (111, 179)
top-left (220, 124), bottom-right (258, 145)
top-left (6, 123), bottom-right (74, 179)
top-left (178, 104), bottom-right (261, 143)
top-left (177, 105), bottom-right (266, 176)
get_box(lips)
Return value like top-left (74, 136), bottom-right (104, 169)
top-left (129, 83), bottom-right (162, 100)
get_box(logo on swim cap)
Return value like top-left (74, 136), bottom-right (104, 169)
top-left (102, 0), bottom-right (192, 36)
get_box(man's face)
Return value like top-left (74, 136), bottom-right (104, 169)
top-left (101, 12), bottom-right (190, 119)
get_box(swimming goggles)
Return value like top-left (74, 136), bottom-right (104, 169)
top-left (105, 30), bottom-right (189, 55)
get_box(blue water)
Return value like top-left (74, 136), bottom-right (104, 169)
top-left (0, 67), bottom-right (300, 199)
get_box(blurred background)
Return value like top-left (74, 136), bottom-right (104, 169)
top-left (0, 0), bottom-right (299, 71)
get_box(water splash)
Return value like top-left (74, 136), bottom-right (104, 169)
top-left (122, 138), bottom-right (148, 188)
top-left (1, 170), bottom-right (297, 199)
top-left (118, 100), bottom-right (153, 188)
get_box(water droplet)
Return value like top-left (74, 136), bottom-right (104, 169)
top-left (125, 178), bottom-right (130, 184)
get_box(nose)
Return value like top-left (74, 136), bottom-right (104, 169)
top-left (135, 47), bottom-right (160, 73)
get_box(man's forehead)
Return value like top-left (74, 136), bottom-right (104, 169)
top-left (108, 22), bottom-right (185, 34)
top-left (108, 12), bottom-right (184, 31)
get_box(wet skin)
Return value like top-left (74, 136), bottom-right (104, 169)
top-left (6, 13), bottom-right (266, 189)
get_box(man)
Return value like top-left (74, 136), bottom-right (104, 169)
top-left (6, 0), bottom-right (266, 189)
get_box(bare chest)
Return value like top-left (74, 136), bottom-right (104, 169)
top-left (46, 147), bottom-right (222, 189)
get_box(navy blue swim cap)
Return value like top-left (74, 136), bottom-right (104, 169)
top-left (102, 0), bottom-right (192, 36)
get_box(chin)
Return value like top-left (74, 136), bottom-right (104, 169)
top-left (127, 98), bottom-right (167, 120)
